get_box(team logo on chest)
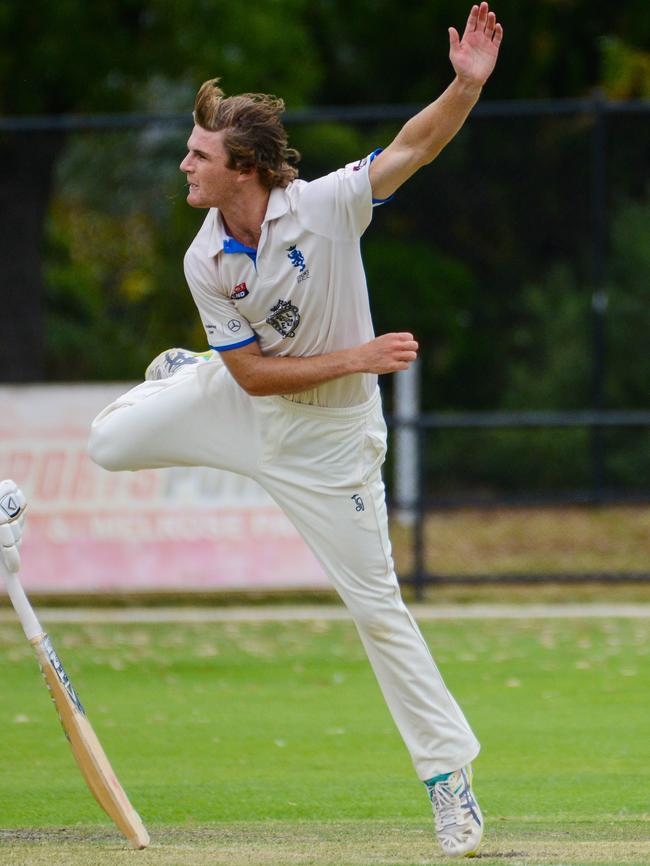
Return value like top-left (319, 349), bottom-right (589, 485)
top-left (286, 244), bottom-right (310, 284)
top-left (266, 299), bottom-right (301, 338)
top-left (230, 281), bottom-right (249, 300)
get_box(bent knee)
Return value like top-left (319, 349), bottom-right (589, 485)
top-left (88, 423), bottom-right (135, 472)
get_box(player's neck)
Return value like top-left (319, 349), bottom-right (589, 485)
top-left (220, 187), bottom-right (270, 250)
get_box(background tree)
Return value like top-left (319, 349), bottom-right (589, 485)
top-left (0, 0), bottom-right (322, 380)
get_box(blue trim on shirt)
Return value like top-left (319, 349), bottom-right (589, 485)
top-left (210, 335), bottom-right (258, 352)
top-left (368, 147), bottom-right (394, 206)
top-left (223, 236), bottom-right (257, 265)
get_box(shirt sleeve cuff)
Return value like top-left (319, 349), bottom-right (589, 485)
top-left (210, 335), bottom-right (258, 351)
top-left (369, 147), bottom-right (394, 206)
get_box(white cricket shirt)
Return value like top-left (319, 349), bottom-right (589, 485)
top-left (183, 152), bottom-right (387, 407)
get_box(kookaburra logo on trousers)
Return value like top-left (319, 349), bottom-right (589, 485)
top-left (266, 299), bottom-right (301, 338)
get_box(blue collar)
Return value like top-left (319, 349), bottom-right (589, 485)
top-left (223, 236), bottom-right (257, 265)
top-left (208, 187), bottom-right (290, 258)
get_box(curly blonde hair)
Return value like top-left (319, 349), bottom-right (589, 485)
top-left (193, 79), bottom-right (300, 189)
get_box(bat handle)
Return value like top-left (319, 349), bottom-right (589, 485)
top-left (1, 562), bottom-right (43, 642)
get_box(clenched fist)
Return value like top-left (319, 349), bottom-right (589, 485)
top-left (359, 332), bottom-right (419, 374)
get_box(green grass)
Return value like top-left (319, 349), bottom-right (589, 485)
top-left (1, 616), bottom-right (649, 865)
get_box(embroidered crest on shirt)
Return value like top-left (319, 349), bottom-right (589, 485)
top-left (266, 299), bottom-right (301, 338)
top-left (286, 245), bottom-right (310, 284)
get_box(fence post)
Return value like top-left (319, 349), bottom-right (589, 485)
top-left (393, 361), bottom-right (426, 597)
top-left (413, 416), bottom-right (427, 600)
top-left (393, 360), bottom-right (421, 525)
top-left (590, 93), bottom-right (608, 502)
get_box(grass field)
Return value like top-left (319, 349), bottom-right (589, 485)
top-left (1, 613), bottom-right (649, 865)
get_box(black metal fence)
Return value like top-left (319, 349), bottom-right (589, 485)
top-left (2, 95), bottom-right (650, 394)
top-left (386, 409), bottom-right (650, 594)
top-left (2, 99), bottom-right (649, 591)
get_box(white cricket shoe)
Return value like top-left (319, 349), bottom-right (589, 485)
top-left (145, 348), bottom-right (215, 381)
top-left (426, 765), bottom-right (483, 858)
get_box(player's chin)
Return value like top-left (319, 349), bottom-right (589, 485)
top-left (186, 186), bottom-right (204, 207)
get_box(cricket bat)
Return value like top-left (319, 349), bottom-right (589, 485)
top-left (1, 561), bottom-right (150, 849)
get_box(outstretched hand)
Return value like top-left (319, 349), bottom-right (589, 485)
top-left (449, 3), bottom-right (503, 88)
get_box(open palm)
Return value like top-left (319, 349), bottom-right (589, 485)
top-left (449, 3), bottom-right (503, 87)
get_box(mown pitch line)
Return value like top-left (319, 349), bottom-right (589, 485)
top-left (1, 603), bottom-right (650, 625)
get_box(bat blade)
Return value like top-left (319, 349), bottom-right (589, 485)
top-left (32, 632), bottom-right (150, 850)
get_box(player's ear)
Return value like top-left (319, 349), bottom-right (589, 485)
top-left (236, 166), bottom-right (258, 183)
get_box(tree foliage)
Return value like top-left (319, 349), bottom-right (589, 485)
top-left (3, 0), bottom-right (650, 116)
top-left (0, 0), bottom-right (322, 114)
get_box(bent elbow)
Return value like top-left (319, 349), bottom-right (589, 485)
top-left (231, 373), bottom-right (266, 397)
top-left (242, 380), bottom-right (269, 397)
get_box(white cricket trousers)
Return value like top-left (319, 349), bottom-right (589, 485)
top-left (88, 359), bottom-right (479, 779)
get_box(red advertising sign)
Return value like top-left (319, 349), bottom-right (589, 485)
top-left (0, 385), bottom-right (327, 593)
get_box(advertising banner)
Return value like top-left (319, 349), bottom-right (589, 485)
top-left (0, 385), bottom-right (328, 593)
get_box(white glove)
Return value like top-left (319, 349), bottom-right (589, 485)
top-left (0, 479), bottom-right (27, 574)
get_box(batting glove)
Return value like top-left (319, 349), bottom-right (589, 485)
top-left (0, 479), bottom-right (27, 574)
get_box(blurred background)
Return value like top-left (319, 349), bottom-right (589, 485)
top-left (1, 0), bottom-right (649, 597)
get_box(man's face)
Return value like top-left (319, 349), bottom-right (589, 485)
top-left (179, 126), bottom-right (241, 208)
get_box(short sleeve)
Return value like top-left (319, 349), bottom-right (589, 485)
top-left (296, 151), bottom-right (381, 240)
top-left (183, 249), bottom-right (257, 351)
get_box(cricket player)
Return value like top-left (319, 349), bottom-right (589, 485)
top-left (89, 4), bottom-right (503, 856)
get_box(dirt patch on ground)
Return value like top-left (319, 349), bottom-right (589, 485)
top-left (2, 820), bottom-right (650, 866)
